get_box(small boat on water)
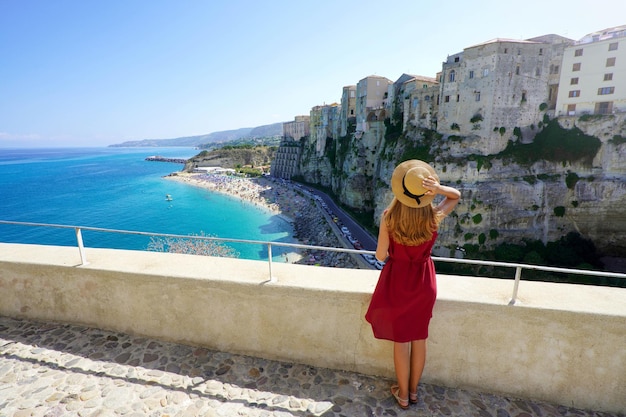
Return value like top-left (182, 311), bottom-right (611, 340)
top-left (165, 194), bottom-right (173, 201)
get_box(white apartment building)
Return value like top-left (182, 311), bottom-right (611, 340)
top-left (555, 25), bottom-right (626, 116)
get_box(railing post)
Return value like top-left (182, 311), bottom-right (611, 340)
top-left (267, 242), bottom-right (276, 282)
top-left (75, 227), bottom-right (88, 265)
top-left (509, 266), bottom-right (522, 305)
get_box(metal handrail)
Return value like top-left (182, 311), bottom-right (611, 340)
top-left (1, 220), bottom-right (624, 305)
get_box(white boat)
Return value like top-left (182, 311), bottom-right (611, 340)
top-left (165, 194), bottom-right (173, 201)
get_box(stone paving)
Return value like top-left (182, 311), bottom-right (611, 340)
top-left (0, 316), bottom-right (622, 417)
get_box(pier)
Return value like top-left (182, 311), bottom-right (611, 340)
top-left (145, 155), bottom-right (189, 163)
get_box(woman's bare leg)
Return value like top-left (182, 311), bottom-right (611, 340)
top-left (393, 342), bottom-right (410, 400)
top-left (409, 339), bottom-right (426, 395)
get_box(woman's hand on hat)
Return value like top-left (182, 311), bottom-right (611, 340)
top-left (421, 176), bottom-right (440, 194)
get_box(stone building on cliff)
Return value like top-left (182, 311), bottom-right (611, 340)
top-left (310, 104), bottom-right (340, 157)
top-left (437, 35), bottom-right (573, 153)
top-left (270, 116), bottom-right (310, 179)
top-left (282, 115), bottom-right (310, 141)
top-left (401, 75), bottom-right (440, 130)
top-left (339, 85), bottom-right (357, 137)
top-left (355, 75), bottom-right (393, 136)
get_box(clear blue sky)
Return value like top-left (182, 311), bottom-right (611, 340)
top-left (1, 0), bottom-right (623, 147)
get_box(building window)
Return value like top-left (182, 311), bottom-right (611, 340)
top-left (504, 48), bottom-right (508, 54)
top-left (595, 101), bottom-right (613, 114)
top-left (469, 70), bottom-right (474, 79)
top-left (515, 66), bottom-right (520, 75)
top-left (483, 68), bottom-right (489, 77)
top-left (449, 70), bottom-right (456, 82)
top-left (568, 90), bottom-right (580, 97)
top-left (570, 77), bottom-right (579, 85)
top-left (574, 48), bottom-right (583, 56)
top-left (456, 95), bottom-right (460, 102)
top-left (475, 91), bottom-right (481, 101)
top-left (567, 104), bottom-right (576, 115)
top-left (535, 67), bottom-right (541, 76)
top-left (551, 65), bottom-right (560, 74)
top-left (604, 73), bottom-right (613, 81)
top-left (572, 63), bottom-right (581, 71)
top-left (454, 56), bottom-right (460, 63)
top-left (609, 42), bottom-right (618, 51)
top-left (606, 57), bottom-right (616, 67)
top-left (539, 48), bottom-right (543, 55)
top-left (444, 95), bottom-right (450, 103)
top-left (598, 87), bottom-right (615, 95)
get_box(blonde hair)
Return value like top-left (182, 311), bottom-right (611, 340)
top-left (384, 198), bottom-right (445, 246)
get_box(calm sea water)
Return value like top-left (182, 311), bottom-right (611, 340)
top-left (0, 147), bottom-right (295, 260)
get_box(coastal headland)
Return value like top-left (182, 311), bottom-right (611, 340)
top-left (165, 171), bottom-right (360, 269)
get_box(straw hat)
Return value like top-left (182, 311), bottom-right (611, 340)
top-left (391, 160), bottom-right (439, 208)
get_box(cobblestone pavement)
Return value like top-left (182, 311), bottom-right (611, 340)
top-left (0, 317), bottom-right (622, 417)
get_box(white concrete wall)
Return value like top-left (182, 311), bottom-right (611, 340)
top-left (0, 243), bottom-right (624, 414)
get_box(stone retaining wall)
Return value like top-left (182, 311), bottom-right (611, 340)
top-left (0, 243), bottom-right (624, 414)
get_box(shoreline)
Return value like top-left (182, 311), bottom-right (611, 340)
top-left (164, 171), bottom-right (310, 264)
top-left (164, 172), bottom-right (304, 222)
top-left (164, 171), bottom-right (361, 269)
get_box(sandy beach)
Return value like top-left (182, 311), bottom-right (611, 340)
top-left (164, 171), bottom-right (360, 268)
top-left (164, 171), bottom-right (310, 263)
top-left (165, 171), bottom-right (308, 221)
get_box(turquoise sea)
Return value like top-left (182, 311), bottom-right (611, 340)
top-left (0, 147), bottom-right (296, 260)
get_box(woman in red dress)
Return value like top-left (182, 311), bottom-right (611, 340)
top-left (365, 160), bottom-right (460, 409)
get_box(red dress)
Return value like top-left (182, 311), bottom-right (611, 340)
top-left (365, 231), bottom-right (438, 342)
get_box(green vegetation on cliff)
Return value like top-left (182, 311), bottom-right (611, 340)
top-left (438, 232), bottom-right (623, 287)
top-left (499, 119), bottom-right (601, 165)
top-left (187, 145), bottom-right (276, 175)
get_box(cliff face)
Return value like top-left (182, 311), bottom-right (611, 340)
top-left (298, 114), bottom-right (626, 256)
top-left (183, 147), bottom-right (276, 172)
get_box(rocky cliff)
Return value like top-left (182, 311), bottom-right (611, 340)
top-left (183, 146), bottom-right (276, 172)
top-left (298, 114), bottom-right (626, 257)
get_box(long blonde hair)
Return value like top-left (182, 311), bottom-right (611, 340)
top-left (384, 198), bottom-right (445, 246)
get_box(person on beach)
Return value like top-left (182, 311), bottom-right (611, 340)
top-left (365, 160), bottom-right (460, 410)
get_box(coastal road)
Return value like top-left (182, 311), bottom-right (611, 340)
top-left (298, 185), bottom-right (378, 251)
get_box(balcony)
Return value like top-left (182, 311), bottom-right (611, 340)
top-left (1, 240), bottom-right (624, 415)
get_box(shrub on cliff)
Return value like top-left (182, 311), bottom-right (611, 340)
top-left (500, 119), bottom-right (601, 165)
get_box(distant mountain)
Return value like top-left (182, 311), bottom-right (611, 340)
top-left (109, 122), bottom-right (284, 148)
